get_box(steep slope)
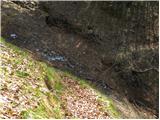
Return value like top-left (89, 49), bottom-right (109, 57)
top-left (1, 1), bottom-right (158, 118)
top-left (0, 38), bottom-right (120, 119)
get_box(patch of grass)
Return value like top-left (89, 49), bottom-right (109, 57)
top-left (52, 103), bottom-right (64, 119)
top-left (78, 79), bottom-right (91, 88)
top-left (46, 67), bottom-right (55, 81)
top-left (54, 81), bottom-right (63, 91)
top-left (21, 95), bottom-right (64, 119)
top-left (16, 70), bottom-right (29, 78)
top-left (20, 110), bottom-right (30, 119)
top-left (21, 85), bottom-right (61, 118)
top-left (14, 59), bottom-right (23, 65)
top-left (107, 100), bottom-right (120, 118)
top-left (96, 92), bottom-right (121, 118)
top-left (44, 66), bottom-right (64, 93)
top-left (28, 61), bottom-right (34, 68)
top-left (47, 92), bottom-right (59, 105)
top-left (21, 103), bottom-right (49, 119)
top-left (1, 37), bottom-right (65, 118)
top-left (34, 88), bottom-right (43, 97)
top-left (61, 70), bottom-right (90, 88)
top-left (0, 37), bottom-right (28, 57)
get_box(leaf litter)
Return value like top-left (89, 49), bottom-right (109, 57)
top-left (0, 40), bottom-right (111, 119)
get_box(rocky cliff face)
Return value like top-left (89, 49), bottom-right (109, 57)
top-left (1, 1), bottom-right (159, 118)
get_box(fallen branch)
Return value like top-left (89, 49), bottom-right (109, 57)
top-left (132, 67), bottom-right (159, 73)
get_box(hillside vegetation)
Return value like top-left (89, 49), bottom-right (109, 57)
top-left (0, 38), bottom-right (119, 119)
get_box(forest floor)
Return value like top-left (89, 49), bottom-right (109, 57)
top-left (0, 38), bottom-right (120, 119)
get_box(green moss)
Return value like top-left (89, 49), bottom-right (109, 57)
top-left (16, 70), bottom-right (29, 78)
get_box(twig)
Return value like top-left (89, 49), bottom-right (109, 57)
top-left (132, 67), bottom-right (159, 73)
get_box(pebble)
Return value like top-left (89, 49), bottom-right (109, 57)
top-left (10, 34), bottom-right (17, 39)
